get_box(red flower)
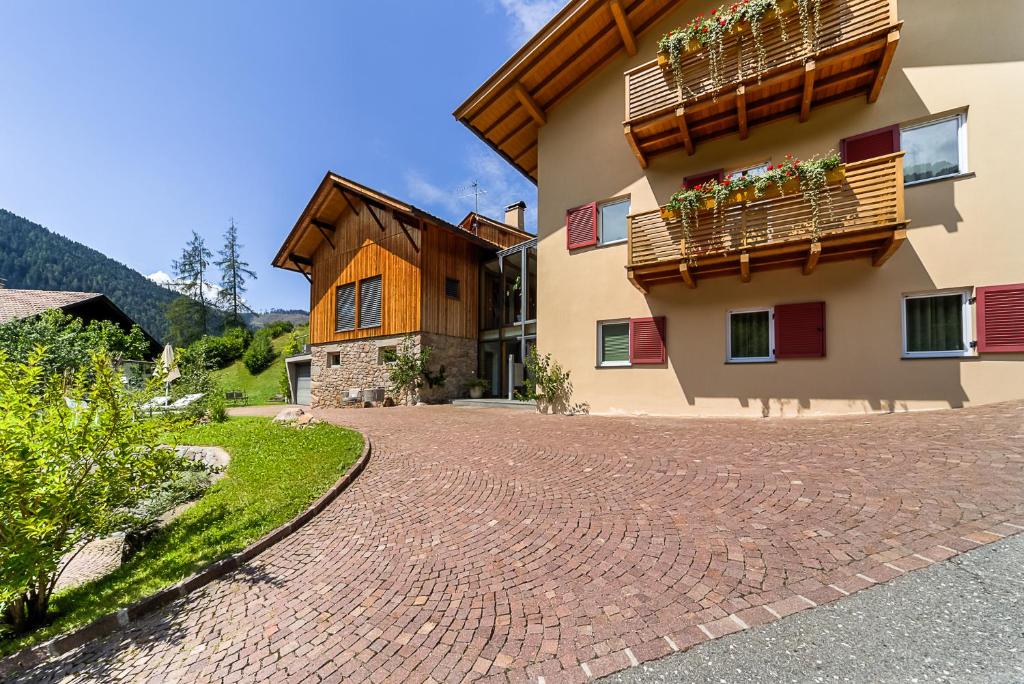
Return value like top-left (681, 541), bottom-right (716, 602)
top-left (767, 164), bottom-right (774, 170)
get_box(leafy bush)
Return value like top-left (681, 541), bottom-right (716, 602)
top-left (264, 321), bottom-right (294, 339)
top-left (0, 349), bottom-right (187, 633)
top-left (517, 347), bottom-right (589, 415)
top-left (279, 331), bottom-right (307, 399)
top-left (242, 331), bottom-right (276, 375)
top-left (181, 328), bottom-right (250, 370)
top-left (0, 310), bottom-right (151, 378)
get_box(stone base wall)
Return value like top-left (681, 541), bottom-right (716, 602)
top-left (310, 333), bottom-right (477, 408)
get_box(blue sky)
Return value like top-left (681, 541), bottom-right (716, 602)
top-left (0, 0), bottom-right (562, 311)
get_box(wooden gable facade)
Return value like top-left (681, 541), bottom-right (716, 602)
top-left (274, 174), bottom-right (499, 346)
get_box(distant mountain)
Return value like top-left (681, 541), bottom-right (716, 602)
top-left (0, 209), bottom-right (185, 341)
top-left (247, 309), bottom-right (309, 328)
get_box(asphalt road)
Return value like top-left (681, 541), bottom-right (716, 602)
top-left (602, 534), bottom-right (1024, 684)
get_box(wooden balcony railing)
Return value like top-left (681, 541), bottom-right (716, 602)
top-left (626, 152), bottom-right (908, 291)
top-left (623, 0), bottom-right (900, 166)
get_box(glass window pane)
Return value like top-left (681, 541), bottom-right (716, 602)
top-left (599, 199), bottom-right (629, 244)
top-left (903, 117), bottom-right (961, 183)
top-left (905, 294), bottom-right (963, 352)
top-left (726, 162), bottom-right (769, 180)
top-left (601, 323), bottom-right (630, 363)
top-left (730, 311), bottom-right (770, 359)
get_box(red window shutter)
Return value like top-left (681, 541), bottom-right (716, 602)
top-left (684, 169), bottom-right (724, 189)
top-left (977, 283), bottom-right (1024, 352)
top-left (774, 302), bottom-right (826, 358)
top-left (566, 202), bottom-right (598, 250)
top-left (840, 125), bottom-right (900, 163)
top-left (629, 317), bottom-right (666, 364)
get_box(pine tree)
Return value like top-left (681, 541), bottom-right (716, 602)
top-left (172, 230), bottom-right (212, 334)
top-left (214, 219), bottom-right (257, 329)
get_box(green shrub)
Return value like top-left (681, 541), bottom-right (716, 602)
top-left (181, 328), bottom-right (250, 371)
top-left (517, 347), bottom-right (589, 415)
top-left (264, 321), bottom-right (294, 339)
top-left (242, 332), bottom-right (276, 375)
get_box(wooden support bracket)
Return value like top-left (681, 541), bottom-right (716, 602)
top-left (310, 219), bottom-right (336, 249)
top-left (679, 262), bottom-right (697, 289)
top-left (803, 241), bottom-right (821, 275)
top-left (624, 125), bottom-right (648, 168)
top-left (366, 203), bottom-right (387, 232)
top-left (626, 268), bottom-right (649, 294)
top-left (288, 254), bottom-right (313, 283)
top-left (392, 211), bottom-right (421, 252)
top-left (739, 252), bottom-right (751, 283)
top-left (869, 30), bottom-right (900, 103)
top-left (513, 82), bottom-right (547, 126)
top-left (674, 107), bottom-right (695, 155)
top-left (800, 60), bottom-right (816, 123)
top-left (872, 228), bottom-right (906, 267)
top-left (608, 0), bottom-right (637, 56)
top-left (336, 187), bottom-right (360, 215)
top-left (736, 85), bottom-right (748, 140)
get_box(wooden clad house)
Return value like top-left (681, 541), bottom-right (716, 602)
top-left (273, 173), bottom-right (532, 406)
top-left (455, 0), bottom-right (1024, 416)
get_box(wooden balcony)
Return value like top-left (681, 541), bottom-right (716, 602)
top-left (626, 152), bottom-right (907, 291)
top-left (623, 0), bottom-right (900, 165)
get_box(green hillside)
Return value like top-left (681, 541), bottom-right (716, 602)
top-left (213, 327), bottom-right (307, 404)
top-left (0, 209), bottom-right (189, 340)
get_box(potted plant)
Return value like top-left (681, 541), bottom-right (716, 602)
top-left (467, 377), bottom-right (490, 399)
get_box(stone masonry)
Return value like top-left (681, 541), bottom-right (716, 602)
top-left (310, 333), bottom-right (477, 407)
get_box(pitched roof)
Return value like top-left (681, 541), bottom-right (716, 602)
top-left (453, 0), bottom-right (681, 182)
top-left (457, 212), bottom-right (534, 249)
top-left (273, 172), bottom-right (504, 273)
top-left (0, 289), bottom-right (103, 323)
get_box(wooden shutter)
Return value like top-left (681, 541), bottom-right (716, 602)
top-left (684, 169), bottom-right (724, 189)
top-left (629, 317), bottom-right (666, 364)
top-left (335, 283), bottom-right (356, 332)
top-left (977, 283), bottom-right (1024, 352)
top-left (358, 276), bottom-right (382, 329)
top-left (774, 302), bottom-right (826, 358)
top-left (840, 125), bottom-right (899, 163)
top-left (566, 203), bottom-right (598, 250)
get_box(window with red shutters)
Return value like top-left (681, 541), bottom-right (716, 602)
top-left (774, 302), bottom-right (826, 358)
top-left (629, 317), bottom-right (666, 364)
top-left (840, 125), bottom-right (900, 163)
top-left (683, 169), bottom-right (724, 189)
top-left (566, 202), bottom-right (598, 250)
top-left (977, 283), bottom-right (1024, 352)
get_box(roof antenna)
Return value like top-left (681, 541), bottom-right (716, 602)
top-left (455, 181), bottom-right (487, 213)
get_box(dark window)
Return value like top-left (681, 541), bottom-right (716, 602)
top-left (445, 277), bottom-right (460, 300)
top-left (359, 276), bottom-right (382, 329)
top-left (840, 125), bottom-right (899, 163)
top-left (335, 283), bottom-right (356, 332)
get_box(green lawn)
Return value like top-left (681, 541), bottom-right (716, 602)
top-left (213, 326), bottom-right (307, 404)
top-left (0, 416), bottom-right (363, 656)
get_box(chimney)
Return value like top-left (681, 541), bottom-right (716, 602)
top-left (504, 201), bottom-right (526, 231)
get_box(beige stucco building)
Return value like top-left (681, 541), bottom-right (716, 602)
top-left (457, 0), bottom-right (1024, 417)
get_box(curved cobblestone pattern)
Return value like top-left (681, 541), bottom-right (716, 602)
top-left (14, 402), bottom-right (1024, 683)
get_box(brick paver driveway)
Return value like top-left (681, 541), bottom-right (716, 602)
top-left (16, 402), bottom-right (1024, 683)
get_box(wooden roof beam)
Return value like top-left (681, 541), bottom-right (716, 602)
top-left (868, 29), bottom-right (900, 103)
top-left (674, 107), bottom-right (695, 155)
top-left (624, 124), bottom-right (648, 168)
top-left (513, 82), bottom-right (546, 127)
top-left (679, 262), bottom-right (696, 289)
top-left (365, 203), bottom-right (387, 232)
top-left (336, 186), bottom-right (360, 215)
top-left (608, 0), bottom-right (637, 57)
top-left (739, 252), bottom-right (750, 283)
top-left (626, 268), bottom-right (649, 294)
top-left (800, 60), bottom-right (816, 123)
top-left (803, 241), bottom-right (821, 275)
top-left (736, 85), bottom-right (749, 140)
top-left (310, 219), bottom-right (336, 250)
top-left (872, 228), bottom-right (906, 267)
top-left (392, 210), bottom-right (422, 252)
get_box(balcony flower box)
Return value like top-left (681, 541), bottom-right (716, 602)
top-left (657, 39), bottom-right (700, 68)
top-left (730, 0), bottom-right (798, 35)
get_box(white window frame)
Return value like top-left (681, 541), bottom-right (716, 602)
top-left (597, 319), bottom-right (631, 367)
top-left (901, 111), bottom-right (968, 187)
top-left (901, 288), bottom-right (974, 359)
top-left (726, 307), bottom-right (775, 363)
top-left (597, 196), bottom-right (630, 246)
top-left (726, 160), bottom-right (771, 180)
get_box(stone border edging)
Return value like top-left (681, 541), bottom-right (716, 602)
top-left (0, 433), bottom-right (373, 676)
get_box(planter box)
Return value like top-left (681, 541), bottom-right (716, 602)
top-left (731, 0), bottom-right (798, 35)
top-left (826, 166), bottom-right (846, 184)
top-left (660, 206), bottom-right (682, 221)
top-left (657, 38), bottom-right (701, 68)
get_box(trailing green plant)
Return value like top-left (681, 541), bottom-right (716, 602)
top-left (516, 348), bottom-right (589, 416)
top-left (666, 152), bottom-right (842, 251)
top-left (0, 348), bottom-right (187, 634)
top-left (658, 0), bottom-right (820, 94)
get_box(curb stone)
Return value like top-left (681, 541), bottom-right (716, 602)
top-left (0, 433), bottom-right (373, 677)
